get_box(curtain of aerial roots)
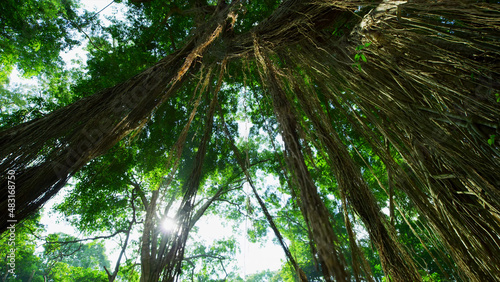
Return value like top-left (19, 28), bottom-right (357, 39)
top-left (355, 2), bottom-right (500, 281)
top-left (280, 1), bottom-right (500, 281)
top-left (254, 42), bottom-right (350, 281)
top-left (257, 43), bottom-right (423, 280)
top-left (0, 3), bottom-right (235, 233)
top-left (293, 78), bottom-right (421, 282)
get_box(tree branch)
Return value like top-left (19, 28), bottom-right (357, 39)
top-left (129, 180), bottom-right (149, 208)
top-left (44, 230), bottom-right (126, 245)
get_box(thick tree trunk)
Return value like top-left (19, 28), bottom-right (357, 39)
top-left (0, 0), bottom-right (237, 234)
top-left (0, 44), bottom-right (191, 233)
top-left (256, 50), bottom-right (350, 281)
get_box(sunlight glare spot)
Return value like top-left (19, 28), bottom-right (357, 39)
top-left (161, 217), bottom-right (177, 233)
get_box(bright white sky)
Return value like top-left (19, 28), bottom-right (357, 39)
top-left (31, 0), bottom-right (286, 279)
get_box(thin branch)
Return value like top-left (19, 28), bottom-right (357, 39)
top-left (106, 188), bottom-right (139, 282)
top-left (129, 180), bottom-right (149, 208)
top-left (62, 14), bottom-right (104, 52)
top-left (184, 254), bottom-right (226, 260)
top-left (44, 230), bottom-right (126, 245)
top-left (215, 198), bottom-right (249, 218)
top-left (93, 1), bottom-right (115, 19)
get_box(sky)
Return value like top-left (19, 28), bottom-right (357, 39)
top-left (30, 0), bottom-right (286, 278)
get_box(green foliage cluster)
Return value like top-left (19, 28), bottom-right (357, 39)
top-left (0, 214), bottom-right (109, 281)
top-left (0, 0), bottom-right (80, 80)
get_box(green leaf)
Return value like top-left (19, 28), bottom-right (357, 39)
top-left (12, 94), bottom-right (27, 107)
top-left (361, 53), bottom-right (367, 62)
top-left (488, 135), bottom-right (496, 145)
top-left (354, 53), bottom-right (360, 61)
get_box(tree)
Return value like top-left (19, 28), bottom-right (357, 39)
top-left (1, 0), bottom-right (500, 281)
top-left (0, 0), bottom-right (80, 81)
top-left (43, 233), bottom-right (111, 273)
top-left (0, 213), bottom-right (44, 282)
top-left (46, 262), bottom-right (108, 282)
top-left (245, 269), bottom-right (279, 281)
top-left (0, 214), bottom-right (108, 282)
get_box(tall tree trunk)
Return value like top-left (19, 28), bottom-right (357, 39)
top-left (255, 46), bottom-right (350, 281)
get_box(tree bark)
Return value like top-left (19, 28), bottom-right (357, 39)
top-left (0, 0), bottom-right (237, 234)
top-left (255, 47), bottom-right (350, 281)
top-left (0, 44), bottom-right (192, 234)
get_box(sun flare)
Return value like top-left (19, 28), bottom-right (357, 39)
top-left (161, 217), bottom-right (177, 233)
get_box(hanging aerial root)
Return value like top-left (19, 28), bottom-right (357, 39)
top-left (254, 38), bottom-right (350, 281)
top-left (145, 63), bottom-right (225, 282)
top-left (269, 1), bottom-right (500, 280)
top-left (287, 77), bottom-right (421, 282)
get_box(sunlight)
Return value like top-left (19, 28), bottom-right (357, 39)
top-left (161, 217), bottom-right (177, 234)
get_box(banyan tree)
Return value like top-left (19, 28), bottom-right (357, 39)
top-left (1, 0), bottom-right (499, 281)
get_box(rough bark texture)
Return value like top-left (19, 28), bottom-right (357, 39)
top-left (0, 0), bottom-right (236, 233)
top-left (256, 50), bottom-right (350, 281)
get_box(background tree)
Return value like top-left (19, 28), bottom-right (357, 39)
top-left (0, 213), bottom-right (44, 282)
top-left (0, 0), bottom-right (80, 81)
top-left (0, 214), bottom-right (109, 282)
top-left (43, 233), bottom-right (110, 275)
